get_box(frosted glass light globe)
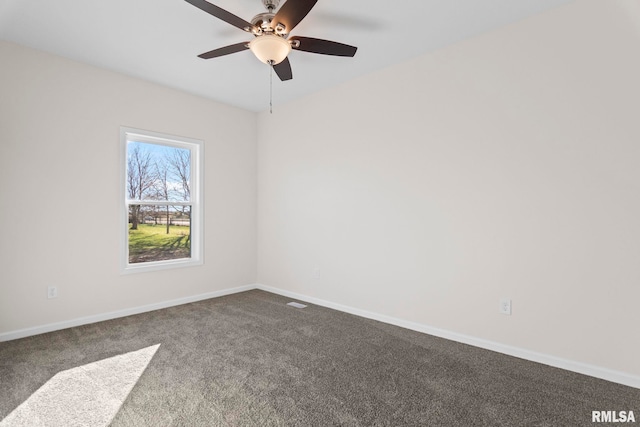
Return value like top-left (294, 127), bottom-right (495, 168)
top-left (249, 34), bottom-right (291, 65)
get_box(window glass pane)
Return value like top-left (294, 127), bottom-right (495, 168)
top-left (126, 141), bottom-right (191, 202)
top-left (128, 205), bottom-right (191, 264)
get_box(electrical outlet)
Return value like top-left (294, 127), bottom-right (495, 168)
top-left (47, 286), bottom-right (58, 299)
top-left (499, 298), bottom-right (511, 315)
top-left (312, 267), bottom-right (320, 279)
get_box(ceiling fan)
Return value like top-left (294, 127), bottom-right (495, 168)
top-left (185, 0), bottom-right (358, 81)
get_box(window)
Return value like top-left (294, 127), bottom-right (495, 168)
top-left (120, 127), bottom-right (203, 273)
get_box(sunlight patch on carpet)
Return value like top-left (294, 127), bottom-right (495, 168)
top-left (0, 344), bottom-right (160, 427)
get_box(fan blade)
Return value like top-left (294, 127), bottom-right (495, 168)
top-left (272, 0), bottom-right (317, 34)
top-left (185, 0), bottom-right (256, 32)
top-left (198, 42), bottom-right (249, 59)
top-left (290, 36), bottom-right (357, 57)
top-left (273, 57), bottom-right (293, 81)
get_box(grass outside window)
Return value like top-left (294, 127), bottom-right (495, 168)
top-left (128, 223), bottom-right (191, 264)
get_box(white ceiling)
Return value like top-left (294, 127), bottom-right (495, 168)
top-left (0, 0), bottom-right (572, 112)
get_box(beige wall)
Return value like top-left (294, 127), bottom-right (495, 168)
top-left (257, 0), bottom-right (640, 377)
top-left (0, 40), bottom-right (258, 333)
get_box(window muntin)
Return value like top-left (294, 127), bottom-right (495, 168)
top-left (121, 128), bottom-right (202, 273)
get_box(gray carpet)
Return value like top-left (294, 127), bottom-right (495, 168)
top-left (0, 290), bottom-right (638, 426)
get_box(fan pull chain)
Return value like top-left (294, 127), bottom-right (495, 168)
top-left (269, 63), bottom-right (273, 114)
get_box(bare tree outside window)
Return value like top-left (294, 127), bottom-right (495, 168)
top-left (127, 145), bottom-right (154, 231)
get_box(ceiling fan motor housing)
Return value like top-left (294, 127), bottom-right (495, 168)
top-left (251, 12), bottom-right (275, 32)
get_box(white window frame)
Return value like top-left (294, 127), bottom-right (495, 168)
top-left (120, 127), bottom-right (203, 274)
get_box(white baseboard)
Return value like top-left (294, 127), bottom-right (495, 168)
top-left (3, 282), bottom-right (638, 389)
top-left (255, 283), bottom-right (640, 390)
top-left (0, 284), bottom-right (256, 342)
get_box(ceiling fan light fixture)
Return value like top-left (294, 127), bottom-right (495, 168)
top-left (249, 34), bottom-right (291, 65)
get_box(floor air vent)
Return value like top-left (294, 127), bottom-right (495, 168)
top-left (286, 302), bottom-right (307, 309)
